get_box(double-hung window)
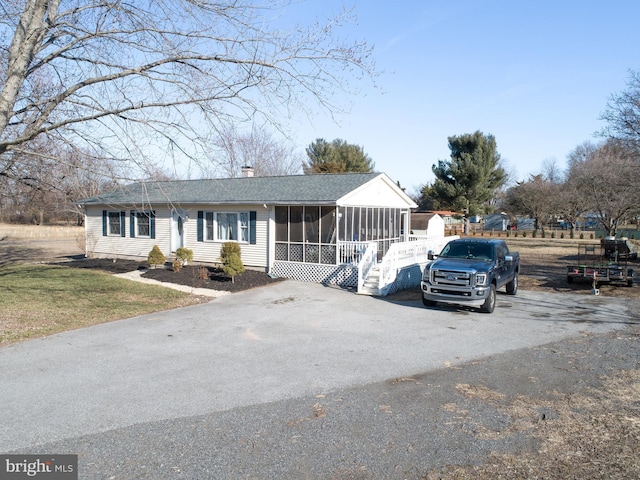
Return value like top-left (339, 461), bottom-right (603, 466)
top-left (136, 212), bottom-right (150, 237)
top-left (128, 210), bottom-right (155, 238)
top-left (108, 212), bottom-right (121, 236)
top-left (103, 210), bottom-right (125, 237)
top-left (199, 210), bottom-right (255, 244)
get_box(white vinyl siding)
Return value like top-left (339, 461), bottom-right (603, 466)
top-left (85, 205), bottom-right (268, 270)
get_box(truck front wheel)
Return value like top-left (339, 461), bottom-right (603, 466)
top-left (422, 295), bottom-right (437, 307)
top-left (480, 284), bottom-right (496, 313)
top-left (506, 273), bottom-right (518, 295)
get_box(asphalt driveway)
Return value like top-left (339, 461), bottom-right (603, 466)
top-left (1, 281), bottom-right (638, 477)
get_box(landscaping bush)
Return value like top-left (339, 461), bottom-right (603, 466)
top-left (219, 242), bottom-right (245, 283)
top-left (175, 247), bottom-right (193, 265)
top-left (147, 245), bottom-right (165, 268)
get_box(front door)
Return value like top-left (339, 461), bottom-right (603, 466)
top-left (171, 210), bottom-right (185, 252)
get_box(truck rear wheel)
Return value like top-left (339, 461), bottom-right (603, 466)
top-left (480, 284), bottom-right (496, 313)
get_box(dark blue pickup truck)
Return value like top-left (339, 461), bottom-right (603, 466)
top-left (420, 238), bottom-right (520, 313)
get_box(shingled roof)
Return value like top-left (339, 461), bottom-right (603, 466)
top-left (79, 172), bottom-right (384, 207)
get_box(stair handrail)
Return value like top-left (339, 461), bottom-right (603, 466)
top-left (357, 242), bottom-right (378, 292)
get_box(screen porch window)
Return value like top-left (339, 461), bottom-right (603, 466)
top-left (275, 205), bottom-right (337, 264)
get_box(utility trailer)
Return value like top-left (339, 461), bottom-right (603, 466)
top-left (566, 243), bottom-right (634, 287)
top-left (602, 237), bottom-right (638, 261)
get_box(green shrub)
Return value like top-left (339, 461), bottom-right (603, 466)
top-left (560, 232), bottom-right (564, 239)
top-left (219, 242), bottom-right (245, 283)
top-left (532, 230), bottom-right (537, 238)
top-left (147, 245), bottom-right (166, 268)
top-left (551, 232), bottom-right (555, 239)
top-left (522, 231), bottom-right (527, 238)
top-left (580, 233), bottom-right (584, 240)
top-left (175, 247), bottom-right (193, 265)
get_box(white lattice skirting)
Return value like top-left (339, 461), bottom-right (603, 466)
top-left (272, 262), bottom-right (358, 287)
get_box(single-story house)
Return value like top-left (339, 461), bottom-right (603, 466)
top-left (78, 172), bottom-right (418, 287)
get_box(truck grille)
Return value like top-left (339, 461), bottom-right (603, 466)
top-left (431, 269), bottom-right (472, 287)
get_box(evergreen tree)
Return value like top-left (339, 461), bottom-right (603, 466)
top-left (304, 138), bottom-right (375, 173)
top-left (425, 131), bottom-right (507, 215)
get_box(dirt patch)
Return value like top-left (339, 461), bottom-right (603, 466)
top-left (424, 366), bottom-right (640, 479)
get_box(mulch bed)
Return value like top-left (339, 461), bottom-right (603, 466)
top-left (55, 258), bottom-right (283, 293)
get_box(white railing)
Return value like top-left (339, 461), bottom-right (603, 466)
top-left (356, 242), bottom-right (378, 292)
top-left (338, 240), bottom-right (373, 265)
top-left (357, 235), bottom-right (459, 294)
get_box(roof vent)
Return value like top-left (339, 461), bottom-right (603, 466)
top-left (241, 166), bottom-right (254, 177)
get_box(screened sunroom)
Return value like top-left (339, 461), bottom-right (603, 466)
top-left (274, 205), bottom-right (407, 266)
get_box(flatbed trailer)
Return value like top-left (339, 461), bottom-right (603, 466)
top-left (566, 243), bottom-right (634, 287)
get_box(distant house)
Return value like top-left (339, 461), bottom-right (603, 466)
top-left (78, 172), bottom-right (418, 288)
top-left (410, 212), bottom-right (445, 237)
top-left (483, 213), bottom-right (510, 231)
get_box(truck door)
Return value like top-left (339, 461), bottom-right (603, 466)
top-left (496, 244), bottom-right (507, 284)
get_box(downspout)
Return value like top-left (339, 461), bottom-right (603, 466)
top-left (78, 204), bottom-right (88, 258)
top-left (265, 204), bottom-right (273, 274)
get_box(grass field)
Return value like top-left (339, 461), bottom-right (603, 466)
top-left (0, 264), bottom-right (206, 345)
top-left (0, 222), bottom-right (83, 239)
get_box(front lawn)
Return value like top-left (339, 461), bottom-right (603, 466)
top-left (0, 264), bottom-right (207, 346)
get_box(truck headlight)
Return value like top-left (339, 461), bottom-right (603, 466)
top-left (423, 265), bottom-right (431, 282)
top-left (476, 273), bottom-right (487, 286)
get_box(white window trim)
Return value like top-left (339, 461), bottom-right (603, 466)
top-left (107, 211), bottom-right (122, 236)
top-left (135, 211), bottom-right (151, 238)
top-left (203, 211), bottom-right (249, 243)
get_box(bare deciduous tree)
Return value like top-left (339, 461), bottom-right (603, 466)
top-left (567, 140), bottom-right (640, 236)
top-left (0, 0), bottom-right (375, 186)
top-left (599, 69), bottom-right (640, 152)
top-left (504, 174), bottom-right (559, 230)
top-left (206, 123), bottom-right (302, 178)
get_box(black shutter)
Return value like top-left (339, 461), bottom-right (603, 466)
top-left (150, 211), bottom-right (156, 239)
top-left (249, 211), bottom-right (257, 245)
top-left (130, 211), bottom-right (136, 238)
top-left (197, 211), bottom-right (204, 242)
top-left (120, 211), bottom-right (126, 237)
top-left (102, 210), bottom-right (107, 236)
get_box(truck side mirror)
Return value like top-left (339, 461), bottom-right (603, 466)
top-left (505, 255), bottom-right (513, 265)
top-left (428, 250), bottom-right (435, 260)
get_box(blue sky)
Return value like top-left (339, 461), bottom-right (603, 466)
top-left (281, 0), bottom-right (640, 196)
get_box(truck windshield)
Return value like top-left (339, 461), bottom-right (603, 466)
top-left (440, 243), bottom-right (494, 261)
